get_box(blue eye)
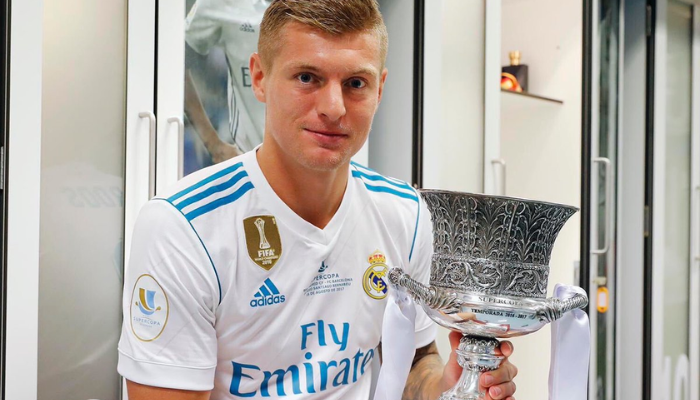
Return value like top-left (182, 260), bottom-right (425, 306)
top-left (298, 73), bottom-right (313, 84)
top-left (349, 79), bottom-right (366, 89)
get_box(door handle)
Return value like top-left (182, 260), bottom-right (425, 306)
top-left (139, 111), bottom-right (156, 199)
top-left (592, 157), bottom-right (613, 255)
top-left (696, 185), bottom-right (700, 261)
top-left (167, 116), bottom-right (184, 179)
top-left (491, 159), bottom-right (507, 196)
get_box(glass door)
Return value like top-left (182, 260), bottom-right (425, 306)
top-left (173, 0), bottom-right (271, 182)
top-left (650, 1), bottom-right (700, 399)
top-left (37, 1), bottom-right (128, 399)
top-left (661, 4), bottom-right (693, 398)
top-left (589, 0), bottom-right (622, 398)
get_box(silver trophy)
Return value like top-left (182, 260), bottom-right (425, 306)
top-left (389, 190), bottom-right (588, 400)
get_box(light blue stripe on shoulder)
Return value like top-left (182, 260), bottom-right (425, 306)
top-left (351, 169), bottom-right (414, 192)
top-left (185, 181), bottom-right (255, 221)
top-left (409, 196), bottom-right (421, 262)
top-left (154, 198), bottom-right (222, 305)
top-left (175, 170), bottom-right (249, 211)
top-left (351, 162), bottom-right (421, 261)
top-left (362, 183), bottom-right (418, 202)
top-left (351, 161), bottom-right (407, 185)
top-left (168, 162), bottom-right (244, 203)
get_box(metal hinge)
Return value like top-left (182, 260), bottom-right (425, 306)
top-left (644, 205), bottom-right (650, 237)
top-left (646, 5), bottom-right (653, 37)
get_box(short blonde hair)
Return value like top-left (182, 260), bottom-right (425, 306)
top-left (258, 0), bottom-right (388, 69)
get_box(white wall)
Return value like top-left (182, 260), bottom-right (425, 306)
top-left (424, 0), bottom-right (485, 194)
top-left (499, 1), bottom-right (583, 399)
top-left (5, 0), bottom-right (43, 399)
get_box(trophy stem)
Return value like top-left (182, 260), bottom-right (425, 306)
top-left (438, 336), bottom-right (504, 400)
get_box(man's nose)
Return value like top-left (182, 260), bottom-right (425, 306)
top-left (316, 81), bottom-right (346, 122)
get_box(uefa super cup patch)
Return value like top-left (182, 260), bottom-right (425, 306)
top-left (243, 215), bottom-right (282, 271)
top-left (363, 251), bottom-right (389, 300)
top-left (130, 274), bottom-right (169, 342)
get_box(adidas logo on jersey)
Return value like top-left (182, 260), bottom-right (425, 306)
top-left (250, 278), bottom-right (286, 308)
top-left (240, 22), bottom-right (255, 33)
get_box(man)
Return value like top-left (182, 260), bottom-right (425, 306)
top-left (118, 1), bottom-right (518, 399)
top-left (185, 0), bottom-right (271, 163)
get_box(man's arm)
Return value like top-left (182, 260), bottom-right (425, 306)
top-left (126, 380), bottom-right (211, 400)
top-left (403, 332), bottom-right (518, 400)
top-left (117, 201), bottom-right (219, 394)
top-left (184, 69), bottom-right (243, 163)
top-left (402, 341), bottom-right (445, 400)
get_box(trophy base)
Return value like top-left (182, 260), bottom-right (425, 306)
top-left (437, 336), bottom-right (504, 400)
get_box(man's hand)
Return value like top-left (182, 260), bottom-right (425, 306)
top-left (441, 331), bottom-right (517, 400)
top-left (208, 141), bottom-right (243, 164)
top-left (185, 70), bottom-right (244, 164)
top-left (404, 331), bottom-right (518, 400)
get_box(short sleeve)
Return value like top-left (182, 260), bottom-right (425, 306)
top-left (408, 196), bottom-right (438, 348)
top-left (117, 200), bottom-right (220, 391)
top-left (185, 0), bottom-right (223, 55)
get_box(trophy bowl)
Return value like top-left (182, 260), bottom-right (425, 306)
top-left (389, 190), bottom-right (588, 400)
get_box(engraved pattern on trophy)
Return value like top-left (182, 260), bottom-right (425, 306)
top-left (254, 217), bottom-right (271, 250)
top-left (422, 191), bottom-right (576, 298)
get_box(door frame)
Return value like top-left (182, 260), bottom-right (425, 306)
top-left (0, 0), bottom-right (10, 396)
top-left (648, 0), bottom-right (700, 399)
top-left (482, 0), bottom-right (502, 196)
top-left (4, 0), bottom-right (43, 399)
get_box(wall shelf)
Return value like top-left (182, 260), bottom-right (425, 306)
top-left (501, 88), bottom-right (564, 104)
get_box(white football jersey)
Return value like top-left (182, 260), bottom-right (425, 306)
top-left (185, 0), bottom-right (270, 152)
top-left (118, 149), bottom-right (436, 399)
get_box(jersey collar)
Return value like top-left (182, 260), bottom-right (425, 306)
top-left (243, 147), bottom-right (355, 246)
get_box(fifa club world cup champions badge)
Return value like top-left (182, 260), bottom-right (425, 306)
top-left (243, 215), bottom-right (282, 271)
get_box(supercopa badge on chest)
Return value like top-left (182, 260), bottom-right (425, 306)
top-left (363, 251), bottom-right (389, 300)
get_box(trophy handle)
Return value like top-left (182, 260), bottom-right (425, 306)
top-left (388, 268), bottom-right (462, 313)
top-left (536, 293), bottom-right (589, 323)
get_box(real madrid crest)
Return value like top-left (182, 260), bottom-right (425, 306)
top-left (363, 250), bottom-right (389, 300)
top-left (243, 215), bottom-right (282, 270)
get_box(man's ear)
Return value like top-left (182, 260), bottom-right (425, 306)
top-left (250, 53), bottom-right (266, 103)
top-left (377, 68), bottom-right (388, 104)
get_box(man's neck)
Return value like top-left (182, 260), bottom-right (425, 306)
top-left (256, 145), bottom-right (348, 230)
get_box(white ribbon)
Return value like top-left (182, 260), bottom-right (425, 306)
top-left (374, 283), bottom-right (590, 400)
top-left (548, 284), bottom-right (591, 400)
top-left (373, 288), bottom-right (417, 400)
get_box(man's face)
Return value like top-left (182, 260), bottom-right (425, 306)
top-left (251, 22), bottom-right (387, 171)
